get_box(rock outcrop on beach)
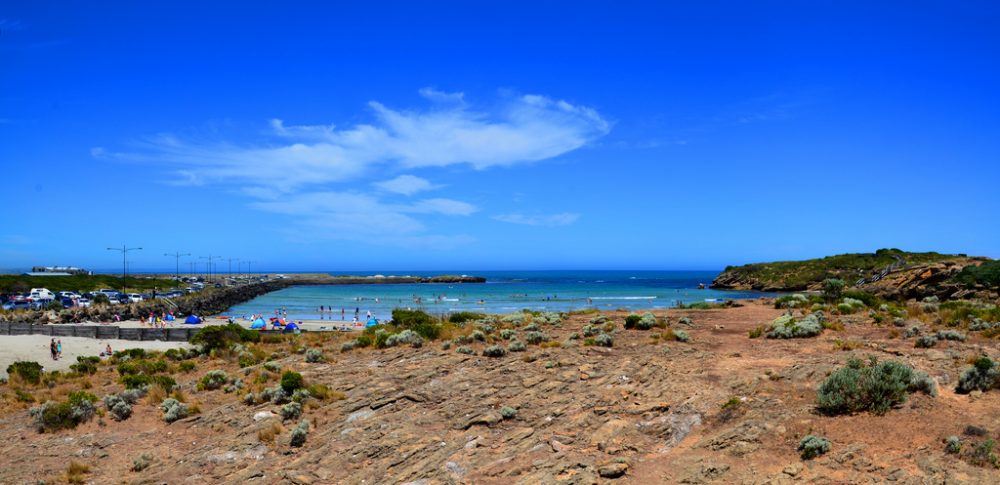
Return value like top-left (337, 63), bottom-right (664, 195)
top-left (1, 301), bottom-right (998, 484)
top-left (712, 249), bottom-right (994, 299)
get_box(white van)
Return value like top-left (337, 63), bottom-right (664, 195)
top-left (29, 288), bottom-right (56, 300)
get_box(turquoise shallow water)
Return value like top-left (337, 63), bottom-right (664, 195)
top-left (226, 270), bottom-right (772, 321)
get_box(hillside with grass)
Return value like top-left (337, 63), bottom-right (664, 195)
top-left (712, 249), bottom-right (990, 297)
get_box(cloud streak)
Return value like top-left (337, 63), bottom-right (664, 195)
top-left (494, 213), bottom-right (580, 227)
top-left (99, 88), bottom-right (606, 246)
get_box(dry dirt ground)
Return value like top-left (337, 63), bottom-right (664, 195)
top-left (1, 299), bottom-right (998, 484)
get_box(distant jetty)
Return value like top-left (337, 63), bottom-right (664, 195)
top-left (0, 274), bottom-right (486, 324)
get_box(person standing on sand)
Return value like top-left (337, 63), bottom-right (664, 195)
top-left (50, 339), bottom-right (58, 360)
top-left (56, 339), bottom-right (62, 359)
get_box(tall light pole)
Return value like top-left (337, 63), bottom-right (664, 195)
top-left (200, 255), bottom-right (220, 283)
top-left (244, 260), bottom-right (256, 279)
top-left (165, 251), bottom-right (191, 279)
top-left (226, 258), bottom-right (239, 282)
top-left (107, 244), bottom-right (142, 296)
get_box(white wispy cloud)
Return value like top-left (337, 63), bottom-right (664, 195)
top-left (98, 88), bottom-right (606, 245)
top-left (493, 213), bottom-right (580, 227)
top-left (374, 174), bottom-right (440, 196)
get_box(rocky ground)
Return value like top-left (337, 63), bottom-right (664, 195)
top-left (1, 299), bottom-right (998, 484)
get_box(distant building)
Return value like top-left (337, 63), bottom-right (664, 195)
top-left (30, 266), bottom-right (92, 276)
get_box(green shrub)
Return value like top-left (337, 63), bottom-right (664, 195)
top-left (354, 335), bottom-right (373, 347)
top-left (103, 393), bottom-right (133, 421)
top-left (842, 290), bottom-right (879, 308)
top-left (482, 345), bottom-right (506, 357)
top-left (775, 294), bottom-right (809, 309)
top-left (817, 357), bottom-right (921, 415)
top-left (952, 260), bottom-right (1000, 289)
top-left (823, 278), bottom-right (845, 300)
top-left (500, 329), bottom-right (517, 340)
top-left (197, 370), bottom-right (229, 391)
top-left (304, 348), bottom-right (325, 362)
top-left (7, 361), bottom-right (43, 385)
top-left (798, 435), bottom-right (831, 459)
top-left (290, 419), bottom-right (309, 447)
top-left (507, 340), bottom-right (526, 352)
top-left (500, 406), bottom-right (517, 419)
top-left (624, 314), bottom-right (641, 329)
top-left (766, 313), bottom-right (824, 339)
top-left (673, 330), bottom-right (690, 342)
top-left (189, 323), bottom-right (259, 353)
top-left (945, 436), bottom-right (962, 454)
top-left (969, 438), bottom-right (999, 468)
top-left (595, 333), bottom-right (613, 347)
top-left (281, 401), bottom-right (303, 421)
top-left (936, 330), bottom-right (967, 342)
top-left (280, 371), bottom-right (304, 394)
top-left (589, 315), bottom-right (608, 325)
top-left (386, 329), bottom-right (424, 348)
top-left (449, 312), bottom-right (486, 324)
top-left (92, 293), bottom-right (110, 304)
top-left (178, 361), bottom-right (197, 373)
top-left (456, 346), bottom-right (474, 355)
top-left (160, 398), bottom-right (188, 423)
top-left (29, 392), bottom-right (98, 432)
top-left (677, 316), bottom-right (694, 326)
top-left (131, 453), bottom-right (153, 472)
top-left (390, 309), bottom-right (440, 340)
top-left (70, 356), bottom-right (99, 375)
top-left (524, 331), bottom-right (548, 345)
top-left (635, 312), bottom-right (656, 330)
top-left (914, 335), bottom-right (938, 348)
top-left (955, 357), bottom-right (999, 394)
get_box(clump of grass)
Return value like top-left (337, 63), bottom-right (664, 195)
top-left (178, 361), bottom-right (197, 373)
top-left (280, 371), bottom-right (304, 394)
top-left (748, 325), bottom-right (766, 338)
top-left (65, 460), bottom-right (91, 484)
top-left (456, 346), bottom-right (474, 355)
top-left (131, 453), bottom-right (153, 472)
top-left (914, 335), bottom-right (938, 348)
top-left (258, 420), bottom-right (284, 443)
top-left (833, 339), bottom-right (862, 351)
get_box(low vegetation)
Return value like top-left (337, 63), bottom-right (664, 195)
top-left (816, 356), bottom-right (935, 415)
top-left (798, 435), bottom-right (831, 459)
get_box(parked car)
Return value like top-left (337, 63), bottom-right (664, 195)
top-left (30, 288), bottom-right (56, 300)
top-left (3, 300), bottom-right (31, 311)
top-left (77, 297), bottom-right (92, 308)
top-left (61, 297), bottom-right (77, 308)
top-left (125, 293), bottom-right (143, 303)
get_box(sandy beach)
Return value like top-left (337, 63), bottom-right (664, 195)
top-left (108, 316), bottom-right (363, 332)
top-left (0, 335), bottom-right (189, 378)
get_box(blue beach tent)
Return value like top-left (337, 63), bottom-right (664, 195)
top-left (365, 318), bottom-right (379, 327)
top-left (184, 315), bottom-right (202, 324)
top-left (250, 318), bottom-right (267, 329)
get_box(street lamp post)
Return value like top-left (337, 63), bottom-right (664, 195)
top-left (226, 258), bottom-right (239, 283)
top-left (164, 251), bottom-right (191, 279)
top-left (200, 255), bottom-right (221, 283)
top-left (107, 244), bottom-right (142, 296)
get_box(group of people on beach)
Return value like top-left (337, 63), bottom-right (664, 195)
top-left (49, 338), bottom-right (62, 360)
top-left (143, 311), bottom-right (174, 328)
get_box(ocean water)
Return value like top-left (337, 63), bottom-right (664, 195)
top-left (225, 270), bottom-right (772, 322)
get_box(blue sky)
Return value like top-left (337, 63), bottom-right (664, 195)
top-left (1, 1), bottom-right (998, 273)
